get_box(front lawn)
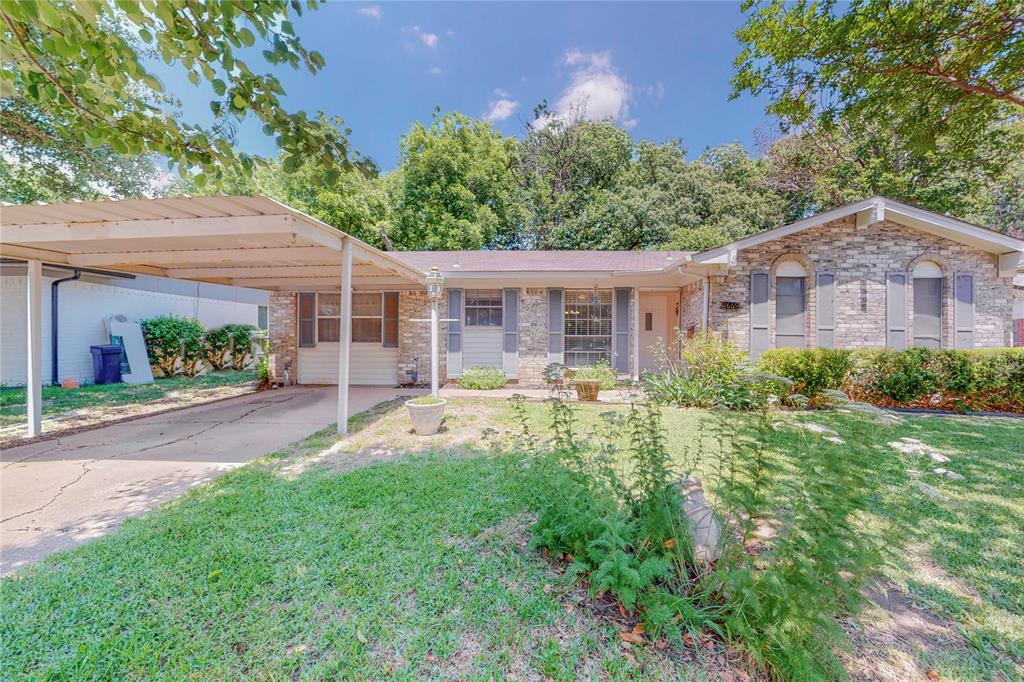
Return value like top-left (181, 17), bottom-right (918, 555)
top-left (0, 370), bottom-right (257, 431)
top-left (2, 398), bottom-right (1021, 680)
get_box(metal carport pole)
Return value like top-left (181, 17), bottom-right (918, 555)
top-left (26, 259), bottom-right (42, 436)
top-left (337, 238), bottom-right (353, 435)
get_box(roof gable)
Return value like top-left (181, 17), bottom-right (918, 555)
top-left (690, 197), bottom-right (1024, 266)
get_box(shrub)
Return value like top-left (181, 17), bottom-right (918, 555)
top-left (520, 388), bottom-right (893, 679)
top-left (757, 348), bottom-right (852, 398)
top-left (141, 316), bottom-right (204, 377)
top-left (225, 324), bottom-right (257, 370)
top-left (256, 339), bottom-right (271, 386)
top-left (203, 326), bottom-right (232, 371)
top-left (643, 333), bottom-right (786, 410)
top-left (571, 359), bottom-right (617, 390)
top-left (458, 366), bottom-right (508, 390)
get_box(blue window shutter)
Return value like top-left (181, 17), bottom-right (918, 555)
top-left (749, 272), bottom-right (770, 359)
top-left (886, 272), bottom-right (908, 349)
top-left (548, 288), bottom-right (564, 365)
top-left (503, 288), bottom-right (518, 378)
top-left (613, 288), bottom-right (630, 373)
top-left (954, 273), bottom-right (975, 349)
top-left (446, 288), bottom-right (463, 376)
top-left (816, 273), bottom-right (835, 348)
top-left (382, 292), bottom-right (399, 348)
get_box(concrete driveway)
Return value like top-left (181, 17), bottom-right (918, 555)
top-left (0, 385), bottom-right (415, 575)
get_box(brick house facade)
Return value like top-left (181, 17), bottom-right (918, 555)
top-left (266, 197), bottom-right (1023, 387)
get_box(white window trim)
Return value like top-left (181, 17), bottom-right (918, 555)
top-left (564, 288), bottom-right (614, 368)
top-left (312, 292), bottom-right (385, 346)
top-left (351, 292), bottom-right (384, 344)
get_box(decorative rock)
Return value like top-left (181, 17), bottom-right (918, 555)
top-left (915, 481), bottom-right (946, 501)
top-left (888, 437), bottom-right (950, 463)
top-left (676, 477), bottom-right (723, 564)
top-left (933, 468), bottom-right (964, 481)
top-left (792, 422), bottom-right (838, 436)
top-left (824, 436), bottom-right (846, 445)
top-left (60, 378), bottom-right (80, 389)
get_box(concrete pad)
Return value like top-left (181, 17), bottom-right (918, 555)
top-left (0, 385), bottom-right (421, 574)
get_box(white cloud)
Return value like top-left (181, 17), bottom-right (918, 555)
top-left (356, 6), bottom-right (381, 19)
top-left (484, 94), bottom-right (519, 122)
top-left (410, 25), bottom-right (439, 49)
top-left (535, 49), bottom-right (634, 128)
top-left (428, 66), bottom-right (443, 76)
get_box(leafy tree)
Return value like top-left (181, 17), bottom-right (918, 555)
top-left (389, 111), bottom-right (523, 250)
top-left (733, 0), bottom-right (1024, 156)
top-left (1, 0), bottom-right (354, 187)
top-left (759, 120), bottom-right (1024, 235)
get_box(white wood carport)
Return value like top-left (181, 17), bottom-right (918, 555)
top-left (0, 195), bottom-right (433, 437)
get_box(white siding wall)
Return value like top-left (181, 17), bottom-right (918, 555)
top-left (1, 276), bottom-right (260, 386)
top-left (297, 343), bottom-right (399, 385)
top-left (462, 328), bottom-right (503, 371)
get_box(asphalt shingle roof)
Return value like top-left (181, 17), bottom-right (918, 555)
top-left (389, 250), bottom-right (692, 273)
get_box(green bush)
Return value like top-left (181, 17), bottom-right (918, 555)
top-left (763, 347), bottom-right (1024, 411)
top-left (458, 366), bottom-right (508, 390)
top-left (757, 348), bottom-right (853, 398)
top-left (141, 316), bottom-right (204, 377)
top-left (571, 359), bottom-right (617, 390)
top-left (225, 324), bottom-right (257, 370)
top-left (520, 389), bottom-right (889, 679)
top-left (203, 326), bottom-right (233, 371)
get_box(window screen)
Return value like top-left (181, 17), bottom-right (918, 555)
top-left (383, 292), bottom-right (399, 348)
top-left (564, 289), bottom-right (612, 367)
top-left (464, 289), bottom-right (503, 327)
top-left (298, 293), bottom-right (316, 347)
top-left (352, 292), bottom-right (382, 343)
top-left (317, 293), bottom-right (341, 343)
top-left (913, 277), bottom-right (942, 348)
top-left (775, 276), bottom-right (806, 348)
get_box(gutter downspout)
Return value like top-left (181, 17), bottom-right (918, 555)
top-left (51, 269), bottom-right (81, 385)
top-left (702, 274), bottom-right (711, 333)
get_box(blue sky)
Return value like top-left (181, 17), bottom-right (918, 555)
top-left (157, 2), bottom-right (775, 171)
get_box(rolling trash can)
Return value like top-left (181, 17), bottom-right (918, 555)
top-left (90, 344), bottom-right (124, 385)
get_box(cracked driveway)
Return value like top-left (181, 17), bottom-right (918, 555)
top-left (0, 385), bottom-right (413, 575)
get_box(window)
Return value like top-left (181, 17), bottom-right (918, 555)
top-left (564, 289), bottom-right (612, 367)
top-left (465, 289), bottom-right (503, 327)
top-left (775, 262), bottom-right (806, 348)
top-left (913, 261), bottom-right (943, 348)
top-left (317, 293), bottom-right (341, 343)
top-left (352, 292), bottom-right (383, 343)
top-left (257, 305), bottom-right (268, 331)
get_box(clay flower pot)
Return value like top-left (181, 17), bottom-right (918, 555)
top-left (405, 397), bottom-right (447, 435)
top-left (574, 380), bottom-right (601, 402)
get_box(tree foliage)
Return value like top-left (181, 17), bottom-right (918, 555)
top-left (389, 111), bottom-right (523, 250)
top-left (0, 0), bottom-right (354, 188)
top-left (733, 0), bottom-right (1024, 157)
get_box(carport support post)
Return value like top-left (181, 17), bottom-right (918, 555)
top-left (26, 259), bottom-right (43, 436)
top-left (337, 238), bottom-right (353, 435)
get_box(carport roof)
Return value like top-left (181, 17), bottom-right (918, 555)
top-left (0, 195), bottom-right (427, 291)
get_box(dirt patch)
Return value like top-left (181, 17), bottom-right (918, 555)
top-left (278, 399), bottom-right (503, 478)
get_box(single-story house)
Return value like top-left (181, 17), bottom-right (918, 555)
top-left (0, 261), bottom-right (268, 386)
top-left (266, 196), bottom-right (1024, 387)
top-left (1, 194), bottom-right (1021, 437)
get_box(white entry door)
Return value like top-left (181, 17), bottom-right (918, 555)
top-left (639, 293), bottom-right (673, 373)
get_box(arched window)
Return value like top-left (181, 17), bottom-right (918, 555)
top-left (912, 261), bottom-right (943, 348)
top-left (775, 261), bottom-right (806, 348)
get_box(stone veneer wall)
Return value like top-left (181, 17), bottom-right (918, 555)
top-left (518, 288), bottom-right (549, 383)
top-left (397, 289), bottom-right (447, 385)
top-left (678, 280), bottom-right (705, 340)
top-left (708, 216), bottom-right (1014, 351)
top-left (268, 292), bottom-right (297, 384)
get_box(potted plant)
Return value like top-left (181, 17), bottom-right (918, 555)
top-left (405, 395), bottom-right (447, 435)
top-left (572, 360), bottom-right (617, 401)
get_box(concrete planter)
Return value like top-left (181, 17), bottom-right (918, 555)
top-left (574, 380), bottom-right (601, 402)
top-left (405, 398), bottom-right (447, 435)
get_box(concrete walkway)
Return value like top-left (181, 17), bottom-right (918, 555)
top-left (0, 385), bottom-right (418, 575)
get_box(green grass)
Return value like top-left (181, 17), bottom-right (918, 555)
top-left (0, 370), bottom-right (256, 427)
top-left (2, 399), bottom-right (1021, 680)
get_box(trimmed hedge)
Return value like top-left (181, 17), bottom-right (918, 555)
top-left (458, 366), bottom-right (508, 390)
top-left (758, 347), bottom-right (1024, 412)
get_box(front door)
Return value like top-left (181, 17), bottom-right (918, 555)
top-left (639, 293), bottom-right (674, 373)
